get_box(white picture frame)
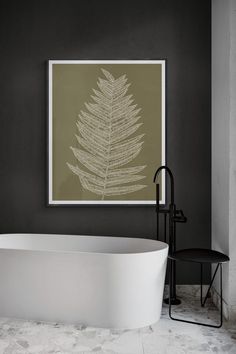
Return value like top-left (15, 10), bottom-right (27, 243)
top-left (48, 60), bottom-right (166, 205)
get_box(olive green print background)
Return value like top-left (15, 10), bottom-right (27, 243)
top-left (52, 64), bottom-right (163, 201)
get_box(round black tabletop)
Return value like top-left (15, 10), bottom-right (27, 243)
top-left (169, 248), bottom-right (230, 264)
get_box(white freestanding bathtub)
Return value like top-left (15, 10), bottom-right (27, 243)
top-left (0, 233), bottom-right (168, 329)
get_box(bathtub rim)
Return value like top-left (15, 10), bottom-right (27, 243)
top-left (0, 233), bottom-right (169, 256)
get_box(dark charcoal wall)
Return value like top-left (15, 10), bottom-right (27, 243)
top-left (0, 0), bottom-right (211, 283)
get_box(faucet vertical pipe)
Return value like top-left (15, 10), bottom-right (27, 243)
top-left (156, 183), bottom-right (159, 240)
top-left (169, 203), bottom-right (177, 301)
top-left (153, 165), bottom-right (181, 305)
top-left (153, 166), bottom-right (175, 252)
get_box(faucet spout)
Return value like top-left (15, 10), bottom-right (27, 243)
top-left (153, 166), bottom-right (175, 205)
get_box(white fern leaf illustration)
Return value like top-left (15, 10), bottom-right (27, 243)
top-left (67, 68), bottom-right (147, 200)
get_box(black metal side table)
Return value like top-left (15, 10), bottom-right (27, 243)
top-left (169, 248), bottom-right (230, 328)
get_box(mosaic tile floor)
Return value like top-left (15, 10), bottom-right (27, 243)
top-left (0, 291), bottom-right (235, 354)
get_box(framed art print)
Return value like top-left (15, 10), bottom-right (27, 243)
top-left (48, 60), bottom-right (166, 205)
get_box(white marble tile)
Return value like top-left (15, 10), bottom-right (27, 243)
top-left (0, 290), bottom-right (235, 354)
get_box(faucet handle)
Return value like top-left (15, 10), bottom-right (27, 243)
top-left (172, 209), bottom-right (187, 223)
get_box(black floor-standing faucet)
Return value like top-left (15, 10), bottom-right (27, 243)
top-left (153, 166), bottom-right (187, 305)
